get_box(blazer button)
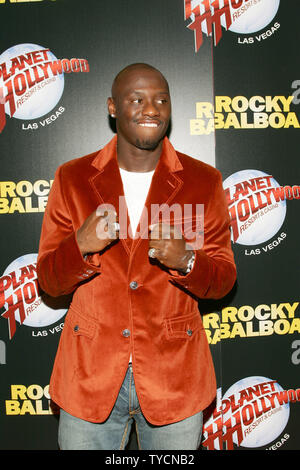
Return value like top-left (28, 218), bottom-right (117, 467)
top-left (187, 329), bottom-right (193, 336)
top-left (74, 325), bottom-right (79, 332)
top-left (129, 281), bottom-right (138, 290)
top-left (122, 329), bottom-right (130, 338)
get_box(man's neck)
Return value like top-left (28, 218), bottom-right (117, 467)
top-left (116, 138), bottom-right (163, 173)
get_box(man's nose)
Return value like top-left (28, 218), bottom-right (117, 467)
top-left (142, 100), bottom-right (159, 116)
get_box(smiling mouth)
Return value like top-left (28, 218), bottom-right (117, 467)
top-left (137, 121), bottom-right (160, 128)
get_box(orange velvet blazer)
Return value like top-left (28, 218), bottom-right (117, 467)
top-left (37, 136), bottom-right (236, 425)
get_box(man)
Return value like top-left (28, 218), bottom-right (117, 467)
top-left (37, 63), bottom-right (236, 450)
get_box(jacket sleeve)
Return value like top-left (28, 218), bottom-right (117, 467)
top-left (168, 170), bottom-right (236, 299)
top-left (37, 165), bottom-right (101, 297)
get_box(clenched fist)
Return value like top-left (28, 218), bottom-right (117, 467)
top-left (148, 223), bottom-right (194, 274)
top-left (76, 206), bottom-right (119, 256)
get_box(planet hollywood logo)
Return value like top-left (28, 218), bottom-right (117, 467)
top-left (223, 169), bottom-right (299, 254)
top-left (202, 376), bottom-right (299, 450)
top-left (0, 254), bottom-right (67, 340)
top-left (184, 0), bottom-right (280, 51)
top-left (0, 43), bottom-right (89, 132)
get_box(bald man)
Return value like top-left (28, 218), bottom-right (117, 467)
top-left (37, 63), bottom-right (236, 450)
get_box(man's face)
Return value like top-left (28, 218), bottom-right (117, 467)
top-left (108, 67), bottom-right (171, 151)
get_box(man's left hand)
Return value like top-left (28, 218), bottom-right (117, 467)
top-left (148, 223), bottom-right (194, 274)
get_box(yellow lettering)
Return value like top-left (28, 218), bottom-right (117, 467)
top-left (0, 198), bottom-right (9, 213)
top-left (202, 313), bottom-right (219, 329)
top-left (279, 96), bottom-right (294, 112)
top-left (33, 180), bottom-right (50, 196)
top-left (254, 304), bottom-right (271, 320)
top-left (222, 307), bottom-right (237, 323)
top-left (271, 304), bottom-right (287, 319)
top-left (289, 318), bottom-right (300, 334)
top-left (196, 102), bottom-right (213, 118)
top-left (220, 323), bottom-right (231, 339)
top-left (211, 328), bottom-right (220, 344)
top-left (0, 181), bottom-right (16, 197)
top-left (35, 400), bottom-right (51, 415)
top-left (1, 0), bottom-right (44, 4)
top-left (205, 329), bottom-right (212, 344)
top-left (203, 303), bottom-right (300, 342)
top-left (245, 322), bottom-right (259, 337)
top-left (253, 112), bottom-right (269, 128)
top-left (259, 320), bottom-right (274, 336)
top-left (25, 197), bottom-right (39, 212)
top-left (230, 322), bottom-right (246, 338)
top-left (285, 302), bottom-right (299, 318)
top-left (249, 96), bottom-right (265, 112)
top-left (214, 112), bottom-right (224, 129)
top-left (27, 384), bottom-right (44, 400)
top-left (215, 96), bottom-right (231, 113)
top-left (284, 112), bottom-right (300, 128)
top-left (269, 112), bottom-right (285, 128)
top-left (20, 400), bottom-right (36, 415)
top-left (38, 196), bottom-right (48, 211)
top-left (11, 384), bottom-right (27, 400)
top-left (265, 96), bottom-right (282, 112)
top-left (224, 112), bottom-right (240, 129)
top-left (231, 96), bottom-right (248, 113)
top-left (238, 305), bottom-right (255, 322)
top-left (43, 384), bottom-right (51, 399)
top-left (190, 119), bottom-right (207, 135)
top-left (9, 197), bottom-right (25, 213)
top-left (240, 113), bottom-right (254, 128)
top-left (16, 180), bottom-right (33, 197)
top-left (5, 400), bottom-right (20, 415)
top-left (274, 319), bottom-right (291, 335)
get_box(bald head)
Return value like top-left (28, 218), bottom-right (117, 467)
top-left (111, 63), bottom-right (169, 99)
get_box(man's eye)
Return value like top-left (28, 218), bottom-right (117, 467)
top-left (157, 99), bottom-right (168, 104)
top-left (132, 98), bottom-right (142, 103)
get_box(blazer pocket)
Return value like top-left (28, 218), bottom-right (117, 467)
top-left (65, 307), bottom-right (98, 339)
top-left (164, 311), bottom-right (203, 340)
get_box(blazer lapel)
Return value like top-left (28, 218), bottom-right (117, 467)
top-left (130, 138), bottom-right (184, 255)
top-left (88, 136), bottom-right (184, 256)
top-left (89, 136), bottom-right (132, 254)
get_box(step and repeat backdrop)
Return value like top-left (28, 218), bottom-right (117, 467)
top-left (192, 0), bottom-right (299, 451)
top-left (0, 0), bottom-right (299, 451)
top-left (0, 0), bottom-right (215, 450)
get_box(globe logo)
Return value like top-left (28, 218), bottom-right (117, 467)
top-left (2, 253), bottom-right (67, 330)
top-left (223, 169), bottom-right (286, 246)
top-left (0, 43), bottom-right (65, 121)
top-left (222, 376), bottom-right (290, 448)
top-left (202, 376), bottom-right (291, 449)
top-left (222, 0), bottom-right (280, 34)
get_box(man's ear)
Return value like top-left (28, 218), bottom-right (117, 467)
top-left (107, 97), bottom-right (116, 118)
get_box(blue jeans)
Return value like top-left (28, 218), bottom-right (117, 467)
top-left (58, 364), bottom-right (203, 450)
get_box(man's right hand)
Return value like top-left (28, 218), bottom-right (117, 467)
top-left (76, 206), bottom-right (119, 256)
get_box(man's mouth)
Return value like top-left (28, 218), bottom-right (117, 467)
top-left (137, 120), bottom-right (160, 128)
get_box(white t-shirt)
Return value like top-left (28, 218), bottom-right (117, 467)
top-left (119, 168), bottom-right (154, 237)
top-left (119, 167), bottom-right (154, 364)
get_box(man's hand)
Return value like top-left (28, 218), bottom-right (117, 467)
top-left (76, 207), bottom-right (119, 256)
top-left (148, 223), bottom-right (194, 274)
